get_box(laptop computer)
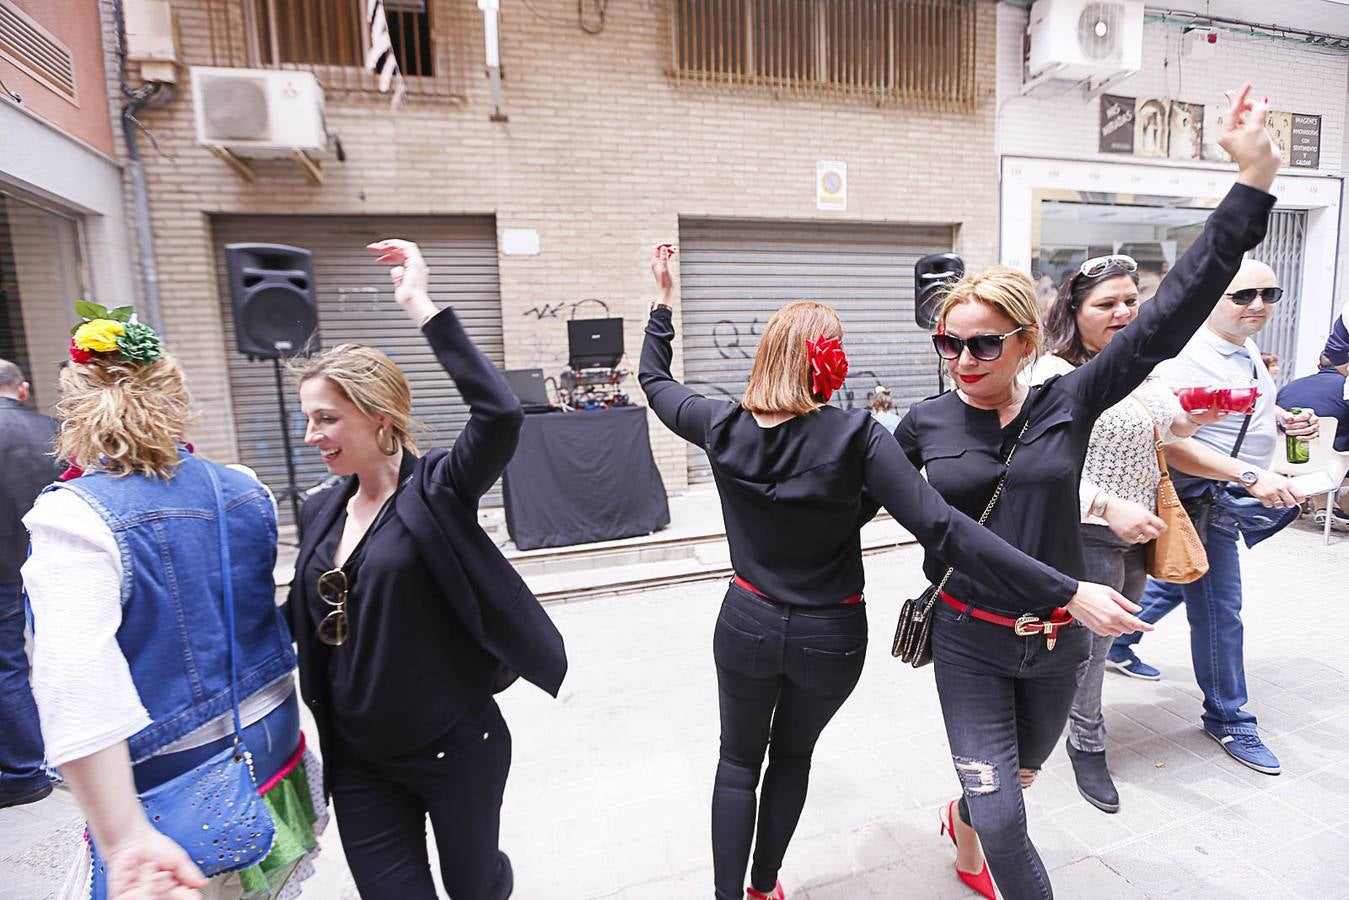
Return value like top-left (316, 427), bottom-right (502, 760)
top-left (504, 368), bottom-right (554, 413)
top-left (567, 318), bottom-right (624, 369)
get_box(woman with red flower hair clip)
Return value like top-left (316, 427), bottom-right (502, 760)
top-left (639, 246), bottom-right (1128, 900)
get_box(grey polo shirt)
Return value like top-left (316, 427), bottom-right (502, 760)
top-left (1153, 325), bottom-right (1278, 469)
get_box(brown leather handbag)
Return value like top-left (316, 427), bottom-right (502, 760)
top-left (1139, 408), bottom-right (1209, 583)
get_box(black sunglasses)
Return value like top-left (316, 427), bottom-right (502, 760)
top-left (316, 567), bottom-right (349, 646)
top-left (1225, 287), bottom-right (1283, 305)
top-left (932, 327), bottom-right (1026, 362)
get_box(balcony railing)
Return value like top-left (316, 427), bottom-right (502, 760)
top-left (667, 0), bottom-right (980, 111)
top-left (200, 0), bottom-right (470, 100)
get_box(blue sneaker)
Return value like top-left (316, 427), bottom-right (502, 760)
top-left (1105, 646), bottom-right (1162, 680)
top-left (1206, 729), bottom-right (1281, 775)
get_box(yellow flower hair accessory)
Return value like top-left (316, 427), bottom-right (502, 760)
top-left (68, 302), bottom-right (163, 365)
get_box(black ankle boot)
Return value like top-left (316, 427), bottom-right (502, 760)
top-left (1065, 737), bottom-right (1119, 813)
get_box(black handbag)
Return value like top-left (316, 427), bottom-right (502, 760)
top-left (892, 418), bottom-right (1030, 668)
top-left (1178, 405), bottom-right (1253, 547)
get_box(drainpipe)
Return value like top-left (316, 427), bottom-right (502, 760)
top-left (478, 0), bottom-right (507, 121)
top-left (113, 0), bottom-right (166, 333)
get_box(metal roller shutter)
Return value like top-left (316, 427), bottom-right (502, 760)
top-left (212, 215), bottom-right (503, 527)
top-left (1250, 209), bottom-right (1306, 389)
top-left (678, 218), bottom-right (953, 483)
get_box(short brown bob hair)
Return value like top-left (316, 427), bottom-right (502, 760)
top-left (741, 301), bottom-right (844, 416)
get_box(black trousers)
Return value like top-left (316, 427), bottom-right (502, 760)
top-left (711, 583), bottom-right (867, 900)
top-left (932, 599), bottom-right (1092, 900)
top-left (329, 699), bottom-right (514, 900)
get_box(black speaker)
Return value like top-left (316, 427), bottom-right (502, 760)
top-left (914, 252), bottom-right (965, 330)
top-left (225, 243), bottom-right (319, 358)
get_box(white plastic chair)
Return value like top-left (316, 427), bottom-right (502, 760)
top-left (1273, 418), bottom-right (1349, 545)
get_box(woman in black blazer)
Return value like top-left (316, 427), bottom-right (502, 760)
top-left (286, 239), bottom-right (566, 899)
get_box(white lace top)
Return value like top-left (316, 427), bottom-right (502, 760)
top-left (1030, 355), bottom-right (1185, 526)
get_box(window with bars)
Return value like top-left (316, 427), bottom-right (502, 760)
top-left (251, 0), bottom-right (433, 76)
top-left (668, 0), bottom-right (979, 109)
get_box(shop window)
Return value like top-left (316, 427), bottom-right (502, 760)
top-left (670, 0), bottom-right (978, 110)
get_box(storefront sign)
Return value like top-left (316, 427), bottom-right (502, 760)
top-left (1099, 95), bottom-right (1134, 154)
top-left (1100, 95), bottom-right (1320, 170)
top-left (1289, 114), bottom-right (1321, 169)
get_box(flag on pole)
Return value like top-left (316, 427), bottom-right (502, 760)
top-left (366, 0), bottom-right (407, 108)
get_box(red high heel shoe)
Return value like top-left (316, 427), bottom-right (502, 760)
top-left (940, 800), bottom-right (996, 900)
top-left (745, 881), bottom-right (784, 900)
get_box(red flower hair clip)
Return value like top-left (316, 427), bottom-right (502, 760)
top-left (806, 334), bottom-right (848, 402)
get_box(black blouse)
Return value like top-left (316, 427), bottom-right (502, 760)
top-left (303, 464), bottom-right (499, 759)
top-left (639, 308), bottom-right (1076, 608)
top-left (896, 183), bottom-right (1274, 617)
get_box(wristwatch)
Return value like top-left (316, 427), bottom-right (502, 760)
top-left (1237, 469), bottom-right (1260, 487)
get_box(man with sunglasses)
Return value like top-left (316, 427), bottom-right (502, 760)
top-left (1110, 258), bottom-right (1318, 776)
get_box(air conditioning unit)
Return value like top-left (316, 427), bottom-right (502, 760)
top-left (191, 67), bottom-right (325, 157)
top-left (1027, 0), bottom-right (1143, 83)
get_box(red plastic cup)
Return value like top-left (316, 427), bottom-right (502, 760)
top-left (1176, 386), bottom-right (1218, 412)
top-left (1222, 386), bottom-right (1259, 414)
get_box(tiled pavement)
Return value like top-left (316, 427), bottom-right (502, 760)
top-left (2, 517), bottom-right (1346, 899)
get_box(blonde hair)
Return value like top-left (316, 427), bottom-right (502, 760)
top-left (295, 344), bottom-right (421, 454)
top-left (741, 302), bottom-right (844, 416)
top-left (55, 354), bottom-right (196, 479)
top-left (937, 266), bottom-right (1043, 363)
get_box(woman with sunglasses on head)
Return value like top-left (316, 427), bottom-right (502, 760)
top-left (640, 249), bottom-right (1129, 900)
top-left (895, 84), bottom-right (1279, 900)
top-left (1029, 256), bottom-right (1227, 815)
top-left (286, 239), bottom-right (566, 899)
top-left (23, 308), bottom-right (324, 899)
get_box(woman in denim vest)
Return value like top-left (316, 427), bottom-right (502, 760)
top-left (22, 312), bottom-right (323, 899)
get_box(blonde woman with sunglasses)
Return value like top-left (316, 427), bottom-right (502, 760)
top-left (893, 84), bottom-right (1280, 900)
top-left (286, 239), bottom-right (566, 899)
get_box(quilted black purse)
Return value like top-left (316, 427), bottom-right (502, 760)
top-left (892, 418), bottom-right (1030, 667)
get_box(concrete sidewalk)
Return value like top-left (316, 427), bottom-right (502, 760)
top-left (3, 516), bottom-right (1346, 899)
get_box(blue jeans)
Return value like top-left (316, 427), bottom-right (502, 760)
top-left (932, 598), bottom-right (1092, 900)
top-left (710, 583), bottom-right (868, 899)
top-left (1113, 490), bottom-right (1295, 735)
top-left (0, 581), bottom-right (47, 792)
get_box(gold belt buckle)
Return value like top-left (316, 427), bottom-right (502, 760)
top-left (1014, 614), bottom-right (1058, 650)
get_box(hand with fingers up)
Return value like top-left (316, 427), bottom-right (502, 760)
top-left (1218, 82), bottom-right (1281, 193)
top-left (367, 238), bottom-right (439, 326)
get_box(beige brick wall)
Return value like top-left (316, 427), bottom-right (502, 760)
top-left (111, 0), bottom-right (1002, 494)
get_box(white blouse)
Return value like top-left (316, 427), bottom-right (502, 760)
top-left (21, 468), bottom-right (291, 768)
top-left (1030, 355), bottom-right (1185, 526)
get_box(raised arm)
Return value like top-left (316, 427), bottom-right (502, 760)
top-left (638, 244), bottom-right (721, 445)
top-left (368, 239), bottom-right (523, 506)
top-left (1064, 84), bottom-right (1279, 414)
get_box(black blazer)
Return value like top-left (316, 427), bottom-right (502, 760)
top-left (287, 309), bottom-right (567, 744)
top-left (0, 397), bottom-right (60, 583)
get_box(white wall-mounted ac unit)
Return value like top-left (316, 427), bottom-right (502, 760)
top-left (191, 67), bottom-right (325, 157)
top-left (1027, 0), bottom-right (1143, 84)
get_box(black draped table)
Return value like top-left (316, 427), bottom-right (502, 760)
top-left (502, 405), bottom-right (671, 550)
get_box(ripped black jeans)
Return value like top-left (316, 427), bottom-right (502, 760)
top-left (931, 599), bottom-right (1091, 900)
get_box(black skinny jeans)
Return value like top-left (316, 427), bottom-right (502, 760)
top-left (711, 583), bottom-right (867, 899)
top-left (932, 600), bottom-right (1092, 900)
top-left (328, 699), bottom-right (514, 900)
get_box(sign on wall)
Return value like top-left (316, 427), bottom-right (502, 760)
top-left (1099, 95), bottom-right (1320, 170)
top-left (816, 160), bottom-right (847, 211)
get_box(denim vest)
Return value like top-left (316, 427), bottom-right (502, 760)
top-left (46, 453), bottom-right (296, 763)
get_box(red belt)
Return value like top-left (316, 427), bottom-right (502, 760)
top-left (941, 592), bottom-right (1073, 651)
top-left (733, 575), bottom-right (863, 606)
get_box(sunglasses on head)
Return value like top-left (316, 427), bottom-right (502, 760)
top-left (932, 327), bottom-right (1026, 362)
top-left (1078, 254), bottom-right (1138, 278)
top-left (1224, 287), bottom-right (1283, 305)
top-left (316, 567), bottom-right (349, 646)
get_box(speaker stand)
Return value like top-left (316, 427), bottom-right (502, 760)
top-left (272, 357), bottom-right (304, 526)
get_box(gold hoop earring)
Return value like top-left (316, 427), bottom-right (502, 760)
top-left (376, 426), bottom-right (399, 456)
